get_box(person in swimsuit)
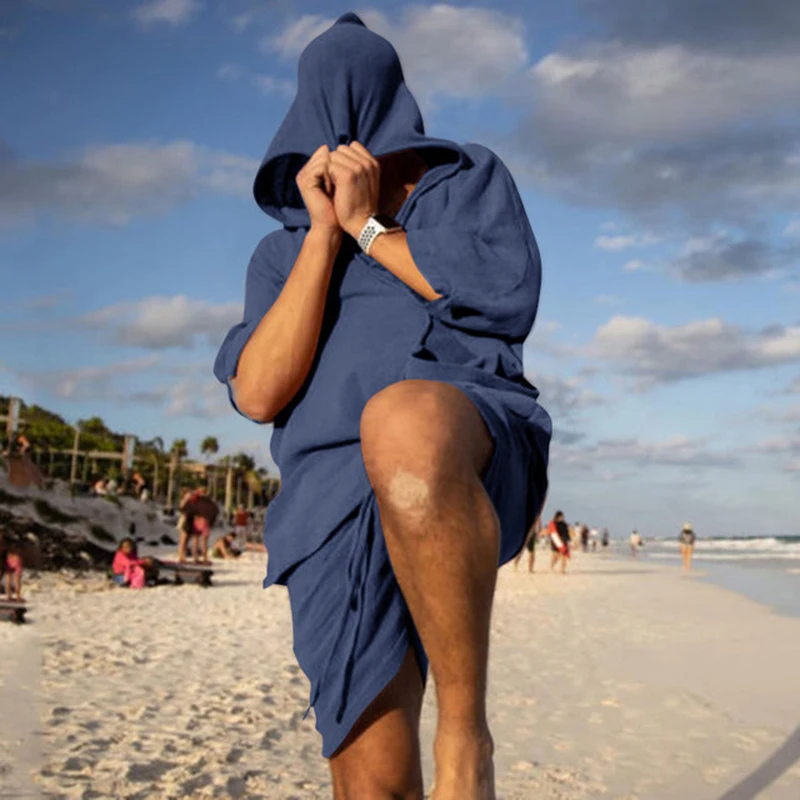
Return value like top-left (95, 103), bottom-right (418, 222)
top-left (214, 14), bottom-right (551, 798)
top-left (678, 522), bottom-right (696, 572)
top-left (548, 511), bottom-right (570, 574)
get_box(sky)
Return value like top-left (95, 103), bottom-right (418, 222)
top-left (1, 0), bottom-right (798, 537)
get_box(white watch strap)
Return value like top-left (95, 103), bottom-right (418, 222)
top-left (358, 217), bottom-right (387, 255)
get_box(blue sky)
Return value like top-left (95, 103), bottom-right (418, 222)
top-left (1, 0), bottom-right (798, 536)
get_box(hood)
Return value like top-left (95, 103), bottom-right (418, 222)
top-left (253, 11), bottom-right (466, 227)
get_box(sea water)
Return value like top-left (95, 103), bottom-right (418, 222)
top-left (626, 536), bottom-right (800, 618)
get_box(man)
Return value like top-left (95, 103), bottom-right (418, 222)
top-left (630, 529), bottom-right (642, 556)
top-left (513, 513), bottom-right (542, 574)
top-left (679, 521), bottom-right (696, 572)
top-left (214, 13), bottom-right (551, 799)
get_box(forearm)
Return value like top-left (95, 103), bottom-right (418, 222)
top-left (232, 226), bottom-right (342, 422)
top-left (360, 230), bottom-right (442, 302)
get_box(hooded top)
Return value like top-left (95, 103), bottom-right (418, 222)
top-left (215, 12), bottom-right (552, 586)
top-left (253, 11), bottom-right (464, 228)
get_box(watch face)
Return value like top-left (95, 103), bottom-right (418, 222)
top-left (372, 213), bottom-right (402, 230)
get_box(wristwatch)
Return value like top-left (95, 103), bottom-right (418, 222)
top-left (357, 214), bottom-right (403, 255)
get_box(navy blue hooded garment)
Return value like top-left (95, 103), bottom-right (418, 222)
top-left (214, 12), bottom-right (552, 757)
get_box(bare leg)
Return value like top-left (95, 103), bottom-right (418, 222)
top-left (329, 647), bottom-right (424, 799)
top-left (528, 548), bottom-right (535, 573)
top-left (191, 535), bottom-right (199, 563)
top-left (361, 380), bottom-right (498, 800)
top-left (14, 571), bottom-right (22, 601)
top-left (177, 531), bottom-right (188, 563)
top-left (550, 551), bottom-right (558, 571)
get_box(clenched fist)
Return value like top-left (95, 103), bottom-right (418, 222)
top-left (328, 142), bottom-right (381, 239)
top-left (295, 144), bottom-right (340, 234)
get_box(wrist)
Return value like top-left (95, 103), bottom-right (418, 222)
top-left (346, 213), bottom-right (374, 241)
top-left (308, 223), bottom-right (343, 243)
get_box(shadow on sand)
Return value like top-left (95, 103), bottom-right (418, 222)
top-left (718, 724), bottom-right (800, 800)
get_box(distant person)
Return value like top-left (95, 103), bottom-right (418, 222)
top-left (513, 513), bottom-right (542, 574)
top-left (580, 523), bottom-right (589, 552)
top-left (92, 477), bottom-right (108, 496)
top-left (106, 474), bottom-right (119, 496)
top-left (679, 522), bottom-right (696, 572)
top-left (211, 532), bottom-right (242, 559)
top-left (176, 488), bottom-right (193, 562)
top-left (5, 431), bottom-right (44, 489)
top-left (601, 528), bottom-right (610, 549)
top-left (0, 532), bottom-right (25, 602)
top-left (233, 504), bottom-right (249, 543)
top-left (112, 537), bottom-right (157, 589)
top-left (630, 529), bottom-right (642, 557)
top-left (590, 527), bottom-right (599, 552)
top-left (548, 511), bottom-right (571, 573)
top-left (183, 488), bottom-right (219, 564)
top-left (131, 471), bottom-right (146, 495)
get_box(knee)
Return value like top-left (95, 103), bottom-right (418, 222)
top-left (360, 382), bottom-right (453, 510)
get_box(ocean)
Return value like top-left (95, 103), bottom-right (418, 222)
top-left (621, 536), bottom-right (800, 618)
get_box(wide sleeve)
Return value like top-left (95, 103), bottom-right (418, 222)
top-left (213, 231), bottom-right (290, 420)
top-left (404, 145), bottom-right (541, 340)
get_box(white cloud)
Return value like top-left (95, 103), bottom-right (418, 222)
top-left (670, 232), bottom-right (797, 282)
top-left (361, 5), bottom-right (527, 103)
top-left (594, 294), bottom-right (621, 305)
top-left (590, 316), bottom-right (800, 386)
top-left (252, 74), bottom-right (296, 96)
top-left (266, 6), bottom-right (528, 104)
top-left (230, 11), bottom-right (255, 33)
top-left (552, 435), bottom-right (740, 470)
top-left (529, 44), bottom-right (800, 144)
top-left (17, 356), bottom-right (159, 401)
top-left (133, 0), bottom-right (200, 26)
top-left (0, 141), bottom-right (258, 226)
top-left (528, 373), bottom-right (604, 419)
top-left (264, 14), bottom-right (334, 58)
top-left (595, 232), bottom-right (660, 251)
top-left (623, 259), bottom-right (647, 272)
top-left (217, 63), bottom-right (241, 80)
top-left (81, 295), bottom-right (242, 350)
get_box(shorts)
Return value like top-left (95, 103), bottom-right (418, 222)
top-left (193, 517), bottom-right (211, 537)
top-left (284, 384), bottom-right (547, 758)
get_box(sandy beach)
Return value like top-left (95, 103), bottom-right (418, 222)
top-left (2, 540), bottom-right (799, 799)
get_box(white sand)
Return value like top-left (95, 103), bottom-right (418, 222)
top-left (2, 548), bottom-right (800, 798)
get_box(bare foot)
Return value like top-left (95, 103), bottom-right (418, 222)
top-left (431, 727), bottom-right (495, 800)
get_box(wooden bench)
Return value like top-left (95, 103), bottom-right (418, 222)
top-left (0, 600), bottom-right (28, 624)
top-left (157, 560), bottom-right (213, 587)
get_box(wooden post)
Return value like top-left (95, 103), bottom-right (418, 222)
top-left (69, 425), bottom-right (80, 486)
top-left (224, 462), bottom-right (234, 517)
top-left (166, 450), bottom-right (177, 509)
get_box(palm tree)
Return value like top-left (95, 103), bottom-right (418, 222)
top-left (233, 452), bottom-right (256, 508)
top-left (145, 436), bottom-right (164, 501)
top-left (201, 436), bottom-right (219, 495)
top-left (166, 438), bottom-right (188, 509)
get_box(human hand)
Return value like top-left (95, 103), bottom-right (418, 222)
top-left (329, 142), bottom-right (380, 239)
top-left (295, 144), bottom-right (340, 234)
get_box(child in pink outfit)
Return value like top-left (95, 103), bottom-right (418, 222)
top-left (112, 538), bottom-right (155, 589)
top-left (1, 532), bottom-right (25, 602)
